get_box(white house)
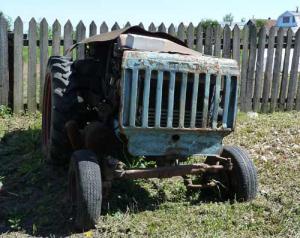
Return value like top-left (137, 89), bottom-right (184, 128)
top-left (276, 9), bottom-right (300, 32)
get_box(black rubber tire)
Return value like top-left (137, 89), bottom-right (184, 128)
top-left (42, 56), bottom-right (77, 165)
top-left (69, 150), bottom-right (102, 230)
top-left (203, 146), bottom-right (258, 202)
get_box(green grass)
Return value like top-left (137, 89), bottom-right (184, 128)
top-left (0, 112), bottom-right (299, 237)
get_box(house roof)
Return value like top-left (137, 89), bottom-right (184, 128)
top-left (277, 10), bottom-right (300, 32)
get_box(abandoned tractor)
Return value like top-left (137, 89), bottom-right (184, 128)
top-left (42, 26), bottom-right (257, 230)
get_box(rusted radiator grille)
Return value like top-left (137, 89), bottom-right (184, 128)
top-left (121, 68), bottom-right (238, 129)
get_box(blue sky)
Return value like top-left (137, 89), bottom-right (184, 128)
top-left (1, 0), bottom-right (299, 28)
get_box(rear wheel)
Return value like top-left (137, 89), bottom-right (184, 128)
top-left (203, 146), bottom-right (257, 202)
top-left (69, 150), bottom-right (102, 230)
top-left (42, 56), bottom-right (76, 165)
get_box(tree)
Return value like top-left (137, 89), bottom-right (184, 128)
top-left (255, 19), bottom-right (267, 28)
top-left (223, 13), bottom-right (234, 25)
top-left (200, 19), bottom-right (219, 29)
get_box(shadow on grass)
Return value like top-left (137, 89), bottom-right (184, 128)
top-left (0, 128), bottom-right (160, 236)
top-left (0, 127), bottom-right (224, 236)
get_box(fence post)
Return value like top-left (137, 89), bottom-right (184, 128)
top-left (168, 24), bottom-right (176, 37)
top-left (111, 22), bottom-right (120, 31)
top-left (89, 21), bottom-right (97, 37)
top-left (64, 20), bottom-right (73, 55)
top-left (40, 18), bottom-right (48, 110)
top-left (204, 25), bottom-right (213, 55)
top-left (158, 23), bottom-right (166, 33)
top-left (213, 25), bottom-right (221, 57)
top-left (261, 26), bottom-right (276, 113)
top-left (270, 27), bottom-right (283, 112)
top-left (253, 26), bottom-right (266, 112)
top-left (138, 22), bottom-right (144, 29)
top-left (187, 23), bottom-right (194, 49)
top-left (52, 20), bottom-right (61, 56)
top-left (287, 28), bottom-right (300, 110)
top-left (223, 25), bottom-right (231, 58)
top-left (27, 18), bottom-right (37, 112)
top-left (100, 22), bottom-right (108, 34)
top-left (245, 25), bottom-right (257, 112)
top-left (13, 17), bottom-right (24, 113)
top-left (124, 22), bottom-right (131, 28)
top-left (76, 21), bottom-right (86, 60)
top-left (279, 28), bottom-right (293, 110)
top-left (177, 23), bottom-right (185, 42)
top-left (0, 16), bottom-right (9, 106)
top-left (196, 23), bottom-right (203, 53)
top-left (240, 25), bottom-right (249, 112)
top-left (232, 25), bottom-right (240, 64)
top-left (148, 22), bottom-right (156, 32)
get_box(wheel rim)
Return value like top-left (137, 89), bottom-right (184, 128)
top-left (42, 73), bottom-right (52, 155)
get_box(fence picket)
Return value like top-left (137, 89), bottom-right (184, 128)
top-left (270, 27), bottom-right (283, 112)
top-left (64, 20), bottom-right (73, 55)
top-left (253, 26), bottom-right (266, 112)
top-left (0, 16), bottom-right (9, 106)
top-left (168, 24), bottom-right (176, 37)
top-left (187, 23), bottom-right (194, 49)
top-left (76, 21), bottom-right (86, 60)
top-left (52, 20), bottom-right (61, 56)
top-left (125, 22), bottom-right (131, 28)
top-left (148, 23), bottom-right (156, 32)
top-left (196, 23), bottom-right (203, 53)
top-left (138, 22), bottom-right (144, 29)
top-left (100, 22), bottom-right (108, 34)
top-left (204, 25), bottom-right (212, 55)
top-left (40, 18), bottom-right (48, 110)
top-left (27, 18), bottom-right (37, 112)
top-left (232, 25), bottom-right (240, 64)
top-left (177, 23), bottom-right (185, 42)
top-left (245, 25), bottom-right (257, 111)
top-left (287, 29), bottom-right (300, 110)
top-left (89, 21), bottom-right (97, 36)
top-left (240, 25), bottom-right (249, 111)
top-left (261, 26), bottom-right (276, 113)
top-left (111, 22), bottom-right (120, 31)
top-left (213, 25), bottom-right (221, 57)
top-left (158, 23), bottom-right (166, 33)
top-left (223, 25), bottom-right (231, 58)
top-left (13, 17), bottom-right (23, 113)
top-left (279, 29), bottom-right (293, 110)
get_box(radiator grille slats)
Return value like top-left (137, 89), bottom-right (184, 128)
top-left (142, 68), bottom-right (151, 128)
top-left (179, 73), bottom-right (188, 128)
top-left (167, 71), bottom-right (176, 128)
top-left (122, 69), bottom-right (237, 130)
top-left (155, 71), bottom-right (164, 127)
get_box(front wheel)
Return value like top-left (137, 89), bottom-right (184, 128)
top-left (68, 150), bottom-right (102, 230)
top-left (203, 146), bottom-right (258, 202)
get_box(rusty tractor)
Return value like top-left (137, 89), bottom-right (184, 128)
top-left (42, 26), bottom-right (257, 230)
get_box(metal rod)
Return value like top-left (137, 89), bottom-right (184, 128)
top-left (129, 69), bottom-right (139, 127)
top-left (142, 68), bottom-right (151, 127)
top-left (202, 74), bottom-right (211, 127)
top-left (222, 75), bottom-right (231, 128)
top-left (212, 75), bottom-right (221, 129)
top-left (155, 71), bottom-right (164, 127)
top-left (179, 73), bottom-right (188, 128)
top-left (167, 71), bottom-right (176, 128)
top-left (114, 163), bottom-right (224, 180)
top-left (190, 74), bottom-right (199, 128)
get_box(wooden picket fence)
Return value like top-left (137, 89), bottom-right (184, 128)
top-left (1, 16), bottom-right (300, 113)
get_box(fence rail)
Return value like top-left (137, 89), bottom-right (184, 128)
top-left (1, 16), bottom-right (300, 113)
